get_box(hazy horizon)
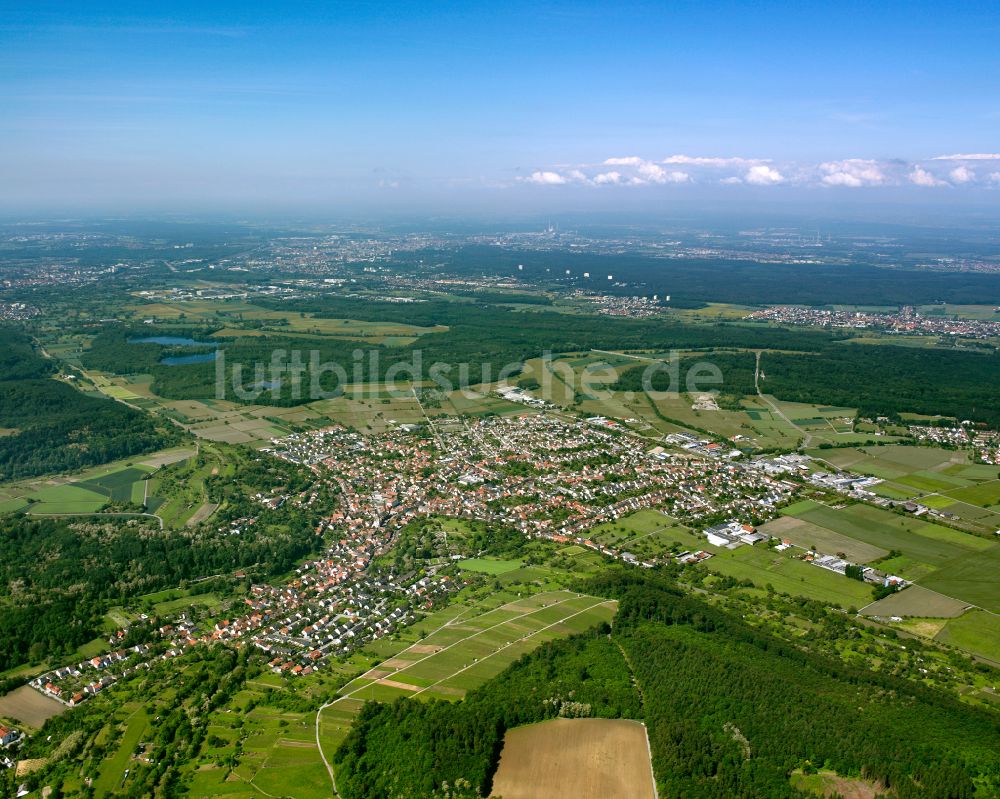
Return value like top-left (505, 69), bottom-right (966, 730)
top-left (4, 0), bottom-right (1000, 215)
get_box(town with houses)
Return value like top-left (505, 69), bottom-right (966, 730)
top-left (908, 423), bottom-right (1000, 465)
top-left (8, 411), bottom-right (936, 726)
top-left (746, 304), bottom-right (1000, 340)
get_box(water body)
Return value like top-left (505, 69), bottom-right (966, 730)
top-left (160, 351), bottom-right (218, 366)
top-left (129, 336), bottom-right (216, 347)
top-left (128, 336), bottom-right (219, 366)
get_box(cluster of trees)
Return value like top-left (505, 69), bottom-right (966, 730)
top-left (333, 569), bottom-right (1000, 799)
top-left (398, 245), bottom-right (1000, 306)
top-left (760, 345), bottom-right (1000, 428)
top-left (333, 628), bottom-right (640, 799)
top-left (0, 327), bottom-right (180, 479)
top-left (0, 446), bottom-right (321, 668)
top-left (585, 569), bottom-right (1000, 798)
top-left (611, 351), bottom-right (758, 399)
top-left (6, 646), bottom-right (255, 799)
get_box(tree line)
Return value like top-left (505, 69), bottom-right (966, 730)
top-left (332, 568), bottom-right (1000, 798)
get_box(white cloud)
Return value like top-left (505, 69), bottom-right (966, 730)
top-left (819, 158), bottom-right (885, 187)
top-left (662, 155), bottom-right (761, 167)
top-left (932, 153), bottom-right (1000, 161)
top-left (909, 166), bottom-right (948, 187)
top-left (593, 171), bottom-right (622, 185)
top-left (524, 170), bottom-right (568, 185)
top-left (597, 157), bottom-right (691, 185)
top-left (636, 161), bottom-right (689, 184)
top-left (745, 165), bottom-right (785, 185)
top-left (520, 153), bottom-right (999, 190)
top-left (949, 166), bottom-right (975, 183)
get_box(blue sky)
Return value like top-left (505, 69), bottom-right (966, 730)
top-left (3, 0), bottom-right (1000, 214)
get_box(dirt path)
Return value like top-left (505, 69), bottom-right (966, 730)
top-left (755, 350), bottom-right (811, 449)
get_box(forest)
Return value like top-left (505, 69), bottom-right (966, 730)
top-left (332, 569), bottom-right (1000, 799)
top-left (333, 628), bottom-right (641, 799)
top-left (80, 304), bottom-right (828, 403)
top-left (0, 449), bottom-right (326, 669)
top-left (395, 245), bottom-right (1000, 306)
top-left (613, 342), bottom-right (1000, 427)
top-left (0, 326), bottom-right (180, 479)
top-left (79, 299), bottom-right (1000, 426)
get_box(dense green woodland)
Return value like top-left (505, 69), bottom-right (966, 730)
top-left (0, 327), bottom-right (179, 479)
top-left (396, 245), bottom-right (1000, 305)
top-left (334, 629), bottom-right (640, 799)
top-left (334, 570), bottom-right (1000, 799)
top-left (0, 449), bottom-right (324, 669)
top-left (82, 299), bottom-right (1000, 427)
top-left (81, 302), bottom-right (835, 406)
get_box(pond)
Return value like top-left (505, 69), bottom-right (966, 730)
top-left (128, 336), bottom-right (219, 366)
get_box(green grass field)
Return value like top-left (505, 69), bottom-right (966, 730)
top-left (936, 610), bottom-right (1000, 663)
top-left (0, 455), bottom-right (184, 519)
top-left (943, 481), bottom-right (1000, 508)
top-left (457, 557), bottom-right (523, 575)
top-left (316, 589), bottom-right (617, 780)
top-left (704, 544), bottom-right (874, 608)
top-left (94, 707), bottom-right (150, 795)
top-left (788, 503), bottom-right (990, 571)
top-left (919, 545), bottom-right (1000, 613)
top-left (28, 483), bottom-right (108, 514)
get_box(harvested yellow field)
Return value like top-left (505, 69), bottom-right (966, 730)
top-left (0, 686), bottom-right (67, 728)
top-left (489, 717), bottom-right (656, 799)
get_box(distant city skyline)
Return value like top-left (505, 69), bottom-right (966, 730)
top-left (3, 0), bottom-right (999, 214)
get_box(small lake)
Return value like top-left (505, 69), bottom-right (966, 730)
top-left (129, 336), bottom-right (218, 347)
top-left (160, 351), bottom-right (218, 366)
top-left (128, 336), bottom-right (219, 366)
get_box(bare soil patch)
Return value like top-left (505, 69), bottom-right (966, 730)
top-left (408, 644), bottom-right (442, 654)
top-left (489, 717), bottom-right (655, 799)
top-left (0, 686), bottom-right (67, 728)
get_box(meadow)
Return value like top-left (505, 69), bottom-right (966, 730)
top-left (935, 610), bottom-right (1000, 664)
top-left (0, 449), bottom-right (192, 518)
top-left (317, 589), bottom-right (617, 779)
top-left (807, 444), bottom-right (1000, 535)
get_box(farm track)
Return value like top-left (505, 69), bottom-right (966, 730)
top-left (315, 592), bottom-right (612, 796)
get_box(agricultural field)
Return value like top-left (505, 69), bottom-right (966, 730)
top-left (776, 497), bottom-right (1000, 624)
top-left (807, 445), bottom-right (1000, 535)
top-left (704, 543), bottom-right (875, 608)
top-left (489, 718), bottom-right (656, 799)
top-left (0, 685), bottom-right (67, 728)
top-left (760, 515), bottom-right (888, 563)
top-left (0, 448), bottom-right (193, 518)
top-left (317, 590), bottom-right (618, 769)
top-left (783, 501), bottom-right (993, 572)
top-left (934, 610), bottom-right (1000, 664)
top-left (861, 585), bottom-right (970, 618)
top-left (919, 545), bottom-right (1000, 613)
top-left (540, 351), bottom-right (873, 451)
